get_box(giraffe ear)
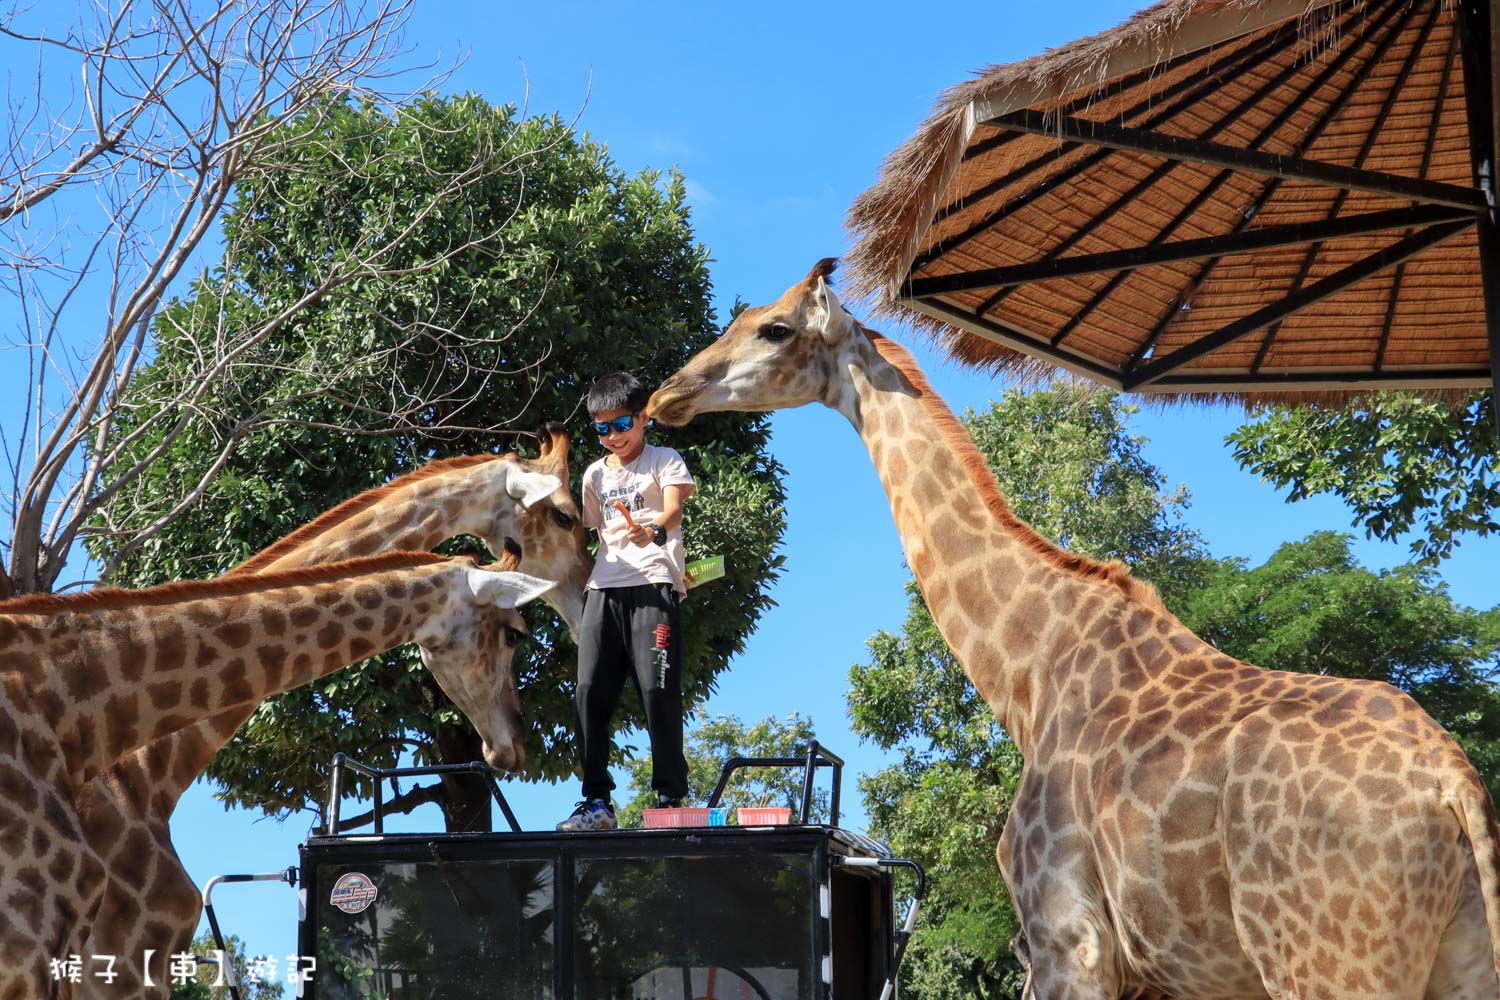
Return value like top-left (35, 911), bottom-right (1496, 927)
top-left (809, 273), bottom-right (846, 342)
top-left (467, 568), bottom-right (556, 609)
top-left (506, 468), bottom-right (562, 509)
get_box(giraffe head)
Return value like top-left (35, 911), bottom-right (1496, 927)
top-left (414, 562), bottom-right (557, 772)
top-left (649, 259), bottom-right (857, 424)
top-left (504, 424), bottom-right (591, 636)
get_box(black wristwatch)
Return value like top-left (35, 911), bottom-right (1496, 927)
top-left (652, 523), bottom-right (667, 546)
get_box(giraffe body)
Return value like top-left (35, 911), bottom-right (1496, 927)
top-left (74, 434), bottom-right (591, 997)
top-left (0, 552), bottom-right (552, 999)
top-left (648, 261), bottom-right (1500, 999)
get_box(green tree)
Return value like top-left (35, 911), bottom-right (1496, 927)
top-left (89, 95), bottom-right (786, 831)
top-left (170, 933), bottom-right (284, 1000)
top-left (617, 711), bottom-right (829, 828)
top-left (848, 382), bottom-right (1214, 997)
top-left (1228, 391), bottom-right (1498, 563)
top-left (1177, 531), bottom-right (1500, 795)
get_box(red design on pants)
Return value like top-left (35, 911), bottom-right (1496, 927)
top-left (653, 623), bottom-right (671, 649)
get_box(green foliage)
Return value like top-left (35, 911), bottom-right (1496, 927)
top-left (1178, 531), bottom-right (1500, 795)
top-left (88, 95), bottom-right (786, 824)
top-left (170, 933), bottom-right (284, 999)
top-left (1228, 391), bottom-right (1499, 563)
top-left (617, 711), bottom-right (826, 828)
top-left (849, 382), bottom-right (1214, 996)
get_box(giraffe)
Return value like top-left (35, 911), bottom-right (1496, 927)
top-left (75, 430), bottom-right (593, 997)
top-left (648, 260), bottom-right (1500, 1000)
top-left (0, 550), bottom-right (553, 999)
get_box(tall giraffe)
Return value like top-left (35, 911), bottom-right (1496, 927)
top-left (649, 261), bottom-right (1500, 999)
top-left (0, 551), bottom-right (552, 1000)
top-left (77, 432), bottom-right (593, 997)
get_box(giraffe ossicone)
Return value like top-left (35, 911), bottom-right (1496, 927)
top-left (649, 260), bottom-right (1500, 1000)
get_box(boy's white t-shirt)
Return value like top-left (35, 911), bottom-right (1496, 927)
top-left (582, 443), bottom-right (695, 595)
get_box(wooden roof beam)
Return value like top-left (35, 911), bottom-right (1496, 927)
top-left (986, 108), bottom-right (1488, 211)
top-left (918, 13), bottom-right (1318, 273)
top-left (1251, 0), bottom-right (1444, 373)
top-left (904, 204), bottom-right (1473, 297)
top-left (1455, 0), bottom-right (1500, 432)
top-left (974, 0), bottom-right (1412, 319)
top-left (1138, 369), bottom-right (1494, 392)
top-left (1121, 219), bottom-right (1476, 391)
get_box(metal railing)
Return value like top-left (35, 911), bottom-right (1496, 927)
top-left (323, 753), bottom-right (521, 835)
top-left (705, 739), bottom-right (844, 826)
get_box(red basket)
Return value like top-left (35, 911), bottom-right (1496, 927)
top-left (736, 807), bottom-right (792, 826)
top-left (642, 807), bottom-right (714, 829)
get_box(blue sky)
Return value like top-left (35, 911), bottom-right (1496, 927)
top-left (7, 0), bottom-right (1500, 981)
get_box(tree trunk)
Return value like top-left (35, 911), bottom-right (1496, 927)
top-left (420, 675), bottom-right (495, 833)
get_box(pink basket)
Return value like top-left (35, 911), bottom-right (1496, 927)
top-left (736, 807), bottom-right (792, 826)
top-left (642, 807), bottom-right (714, 829)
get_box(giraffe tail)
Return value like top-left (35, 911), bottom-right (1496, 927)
top-left (1449, 776), bottom-right (1500, 987)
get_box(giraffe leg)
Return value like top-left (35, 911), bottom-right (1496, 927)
top-left (78, 839), bottom-right (200, 1000)
top-left (1014, 914), bottom-right (1121, 1000)
top-left (1001, 829), bottom-right (1121, 996)
top-left (998, 777), bottom-right (1123, 999)
top-left (1011, 929), bottom-right (1035, 999)
top-left (1423, 857), bottom-right (1499, 1000)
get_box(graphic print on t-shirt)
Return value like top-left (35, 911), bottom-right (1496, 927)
top-left (598, 480), bottom-right (645, 522)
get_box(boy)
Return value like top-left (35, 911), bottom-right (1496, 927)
top-left (557, 372), bottom-right (696, 831)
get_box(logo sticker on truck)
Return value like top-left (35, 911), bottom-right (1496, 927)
top-left (330, 872), bottom-right (378, 914)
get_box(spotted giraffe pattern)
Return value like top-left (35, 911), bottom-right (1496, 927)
top-left (73, 430), bottom-right (592, 997)
top-left (0, 552), bottom-right (553, 999)
top-left (649, 260), bottom-right (1500, 1000)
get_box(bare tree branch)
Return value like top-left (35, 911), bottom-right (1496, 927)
top-left (0, 0), bottom-right (574, 595)
top-left (333, 780), bottom-right (446, 833)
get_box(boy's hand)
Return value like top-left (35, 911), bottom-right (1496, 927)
top-left (625, 522), bottom-right (653, 546)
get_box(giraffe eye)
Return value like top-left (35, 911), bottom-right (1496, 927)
top-left (550, 509), bottom-right (574, 530)
top-left (503, 626), bottom-right (526, 647)
top-left (758, 322), bottom-right (794, 343)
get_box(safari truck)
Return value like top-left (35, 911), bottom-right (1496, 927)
top-left (203, 742), bottom-right (924, 999)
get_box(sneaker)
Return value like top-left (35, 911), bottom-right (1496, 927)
top-left (655, 795), bottom-right (683, 809)
top-left (556, 798), bottom-right (617, 832)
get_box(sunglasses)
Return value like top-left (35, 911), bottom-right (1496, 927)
top-left (592, 414), bottom-right (639, 436)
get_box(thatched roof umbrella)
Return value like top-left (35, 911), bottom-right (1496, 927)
top-left (846, 0), bottom-right (1499, 405)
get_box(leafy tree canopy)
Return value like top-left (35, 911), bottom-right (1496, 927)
top-left (1228, 391), bottom-right (1498, 563)
top-left (170, 933), bottom-right (284, 1000)
top-left (89, 95), bottom-right (786, 829)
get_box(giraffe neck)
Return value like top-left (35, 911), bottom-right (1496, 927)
top-left (235, 461), bottom-right (517, 573)
top-left (109, 458), bottom-right (552, 822)
top-left (833, 332), bottom-right (1143, 757)
top-left (6, 557), bottom-right (446, 789)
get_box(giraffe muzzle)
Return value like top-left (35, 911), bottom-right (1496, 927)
top-left (482, 735), bottom-right (527, 773)
top-left (646, 381), bottom-right (699, 426)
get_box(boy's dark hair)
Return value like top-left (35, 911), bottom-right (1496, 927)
top-left (586, 372), bottom-right (650, 416)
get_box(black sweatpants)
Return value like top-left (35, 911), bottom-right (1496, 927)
top-left (576, 582), bottom-right (688, 802)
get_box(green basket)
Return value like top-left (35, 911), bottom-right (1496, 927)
top-left (684, 554), bottom-right (725, 589)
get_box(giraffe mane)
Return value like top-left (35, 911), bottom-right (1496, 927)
top-left (230, 453), bottom-right (515, 575)
top-left (0, 551), bottom-right (466, 616)
top-left (863, 327), bottom-right (1168, 613)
